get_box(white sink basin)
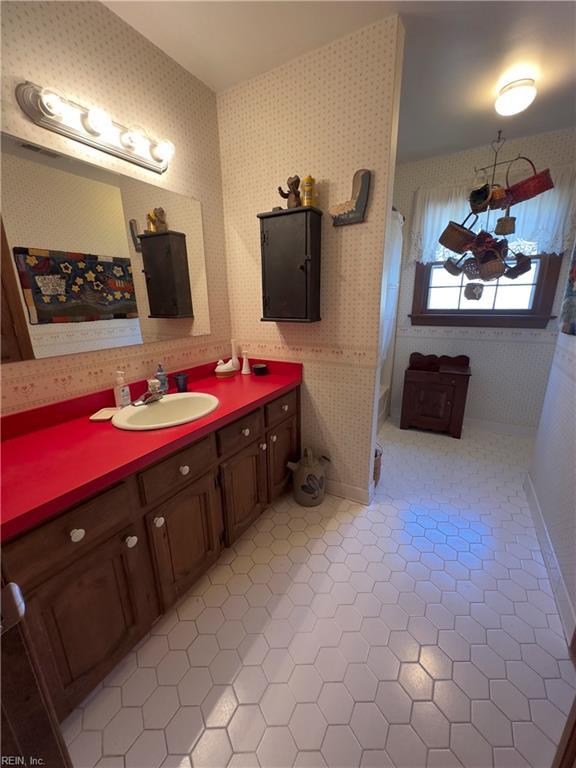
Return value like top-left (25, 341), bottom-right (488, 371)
top-left (112, 392), bottom-right (219, 431)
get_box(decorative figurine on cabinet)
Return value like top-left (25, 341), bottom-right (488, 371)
top-left (278, 175), bottom-right (302, 209)
top-left (146, 207), bottom-right (168, 233)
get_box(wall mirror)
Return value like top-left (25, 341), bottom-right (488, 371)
top-left (1, 133), bottom-right (210, 362)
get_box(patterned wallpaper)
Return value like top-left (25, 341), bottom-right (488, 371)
top-left (528, 331), bottom-right (576, 641)
top-left (391, 127), bottom-right (576, 428)
top-left (218, 17), bottom-right (404, 497)
top-left (1, 1), bottom-right (230, 412)
top-left (1, 3), bottom-right (404, 502)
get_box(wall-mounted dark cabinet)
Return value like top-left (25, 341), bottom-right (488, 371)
top-left (258, 207), bottom-right (322, 322)
top-left (138, 230), bottom-right (193, 318)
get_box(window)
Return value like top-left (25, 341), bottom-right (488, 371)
top-left (410, 253), bottom-right (563, 328)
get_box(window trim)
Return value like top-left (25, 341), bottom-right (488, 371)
top-left (409, 253), bottom-right (563, 329)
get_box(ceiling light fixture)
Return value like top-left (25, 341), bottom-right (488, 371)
top-left (495, 78), bottom-right (537, 116)
top-left (15, 81), bottom-right (174, 174)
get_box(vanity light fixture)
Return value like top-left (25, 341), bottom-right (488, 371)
top-left (495, 78), bottom-right (537, 116)
top-left (15, 81), bottom-right (175, 174)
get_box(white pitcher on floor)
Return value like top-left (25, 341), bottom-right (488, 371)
top-left (287, 448), bottom-right (330, 507)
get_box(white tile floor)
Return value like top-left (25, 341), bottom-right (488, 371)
top-left (63, 422), bottom-right (576, 768)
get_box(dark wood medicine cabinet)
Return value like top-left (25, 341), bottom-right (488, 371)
top-left (138, 230), bottom-right (194, 318)
top-left (258, 207), bottom-right (322, 323)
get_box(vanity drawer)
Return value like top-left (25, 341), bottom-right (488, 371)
top-left (3, 483), bottom-right (132, 590)
top-left (216, 409), bottom-right (263, 456)
top-left (139, 434), bottom-right (217, 506)
top-left (265, 389), bottom-right (298, 427)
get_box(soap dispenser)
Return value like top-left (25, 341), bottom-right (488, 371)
top-left (155, 363), bottom-right (168, 393)
top-left (114, 371), bottom-right (131, 408)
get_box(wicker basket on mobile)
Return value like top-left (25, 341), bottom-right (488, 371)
top-left (438, 213), bottom-right (479, 254)
top-left (479, 257), bottom-right (506, 281)
top-left (506, 156), bottom-right (554, 205)
top-left (462, 258), bottom-right (481, 280)
top-left (504, 253), bottom-right (532, 280)
top-left (443, 255), bottom-right (467, 275)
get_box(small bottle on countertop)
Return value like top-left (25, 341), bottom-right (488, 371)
top-left (241, 352), bottom-right (251, 375)
top-left (230, 340), bottom-right (240, 371)
top-left (114, 371), bottom-right (131, 408)
top-left (155, 363), bottom-right (168, 393)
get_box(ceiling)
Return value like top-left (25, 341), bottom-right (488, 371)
top-left (105, 1), bottom-right (576, 162)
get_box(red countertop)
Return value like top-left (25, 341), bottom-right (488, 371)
top-left (1, 360), bottom-right (302, 542)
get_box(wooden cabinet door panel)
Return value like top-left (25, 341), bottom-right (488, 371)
top-left (403, 382), bottom-right (454, 430)
top-left (262, 214), bottom-right (308, 319)
top-left (220, 442), bottom-right (267, 545)
top-left (147, 471), bottom-right (222, 609)
top-left (268, 416), bottom-right (298, 501)
top-left (26, 523), bottom-right (152, 720)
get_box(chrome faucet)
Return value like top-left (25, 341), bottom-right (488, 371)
top-left (132, 378), bottom-right (164, 406)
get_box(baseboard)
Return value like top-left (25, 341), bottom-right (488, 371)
top-left (524, 473), bottom-right (576, 647)
top-left (389, 410), bottom-right (535, 437)
top-left (326, 479), bottom-right (370, 506)
top-left (464, 417), bottom-right (536, 437)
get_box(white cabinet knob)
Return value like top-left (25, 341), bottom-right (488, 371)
top-left (281, 404), bottom-right (289, 412)
top-left (154, 516), bottom-right (165, 528)
top-left (125, 535), bottom-right (138, 549)
top-left (270, 434), bottom-right (278, 442)
top-left (260, 443), bottom-right (267, 451)
top-left (242, 428), bottom-right (251, 437)
top-left (69, 528), bottom-right (86, 543)
top-left (179, 465), bottom-right (190, 476)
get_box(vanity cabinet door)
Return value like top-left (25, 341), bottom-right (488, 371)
top-left (267, 416), bottom-right (298, 501)
top-left (220, 441), bottom-right (267, 545)
top-left (146, 471), bottom-right (223, 610)
top-left (23, 522), bottom-right (155, 720)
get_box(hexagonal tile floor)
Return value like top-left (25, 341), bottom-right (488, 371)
top-left (62, 423), bottom-right (576, 768)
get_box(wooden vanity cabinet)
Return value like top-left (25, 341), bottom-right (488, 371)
top-left (2, 386), bottom-right (300, 720)
top-left (13, 518), bottom-right (157, 720)
top-left (267, 415), bottom-right (298, 501)
top-left (220, 441), bottom-right (268, 546)
top-left (146, 470), bottom-right (223, 610)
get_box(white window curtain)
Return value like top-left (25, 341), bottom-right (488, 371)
top-left (410, 163), bottom-right (576, 263)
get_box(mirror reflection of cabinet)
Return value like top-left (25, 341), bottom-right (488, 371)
top-left (1, 220), bottom-right (33, 363)
top-left (139, 231), bottom-right (194, 318)
top-left (0, 134), bottom-right (211, 363)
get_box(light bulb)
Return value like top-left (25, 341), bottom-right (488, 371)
top-left (150, 139), bottom-right (175, 163)
top-left (38, 89), bottom-right (63, 117)
top-left (120, 129), bottom-right (145, 151)
top-left (495, 78), bottom-right (537, 116)
top-left (83, 106), bottom-right (112, 136)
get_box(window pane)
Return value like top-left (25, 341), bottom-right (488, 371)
top-left (427, 287), bottom-right (461, 309)
top-left (460, 285), bottom-right (496, 309)
top-left (430, 264), bottom-right (463, 287)
top-left (494, 284), bottom-right (536, 310)
top-left (501, 258), bottom-right (540, 285)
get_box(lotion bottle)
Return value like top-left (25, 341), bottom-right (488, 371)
top-left (155, 363), bottom-right (168, 393)
top-left (114, 371), bottom-right (131, 408)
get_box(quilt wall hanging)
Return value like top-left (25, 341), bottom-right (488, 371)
top-left (13, 247), bottom-right (138, 324)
